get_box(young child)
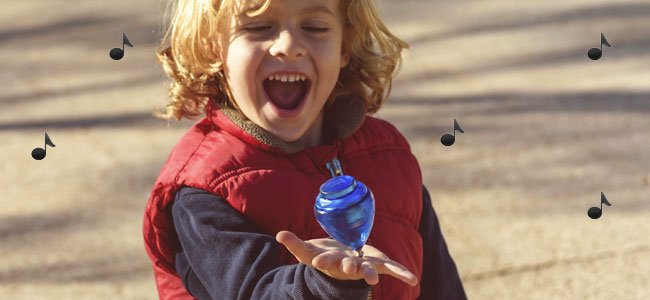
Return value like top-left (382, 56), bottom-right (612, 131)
top-left (143, 0), bottom-right (467, 299)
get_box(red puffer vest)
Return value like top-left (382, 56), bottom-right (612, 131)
top-left (143, 97), bottom-right (423, 299)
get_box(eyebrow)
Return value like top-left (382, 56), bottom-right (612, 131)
top-left (300, 5), bottom-right (335, 16)
top-left (238, 5), bottom-right (335, 18)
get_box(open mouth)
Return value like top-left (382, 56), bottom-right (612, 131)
top-left (262, 75), bottom-right (311, 111)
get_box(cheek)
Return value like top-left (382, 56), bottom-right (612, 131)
top-left (315, 39), bottom-right (343, 69)
top-left (226, 41), bottom-right (261, 85)
top-left (318, 39), bottom-right (342, 61)
top-left (315, 45), bottom-right (343, 83)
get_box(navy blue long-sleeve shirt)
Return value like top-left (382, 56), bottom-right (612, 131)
top-left (171, 185), bottom-right (466, 300)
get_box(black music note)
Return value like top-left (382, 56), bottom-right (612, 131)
top-left (587, 191), bottom-right (612, 219)
top-left (109, 33), bottom-right (134, 60)
top-left (587, 33), bottom-right (611, 60)
top-left (440, 118), bottom-right (464, 146)
top-left (31, 132), bottom-right (56, 160)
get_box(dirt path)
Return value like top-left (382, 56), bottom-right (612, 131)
top-left (1, 0), bottom-right (649, 299)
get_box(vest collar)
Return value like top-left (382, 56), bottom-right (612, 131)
top-left (208, 96), bottom-right (367, 154)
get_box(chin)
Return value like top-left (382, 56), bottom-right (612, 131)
top-left (271, 128), bottom-right (307, 143)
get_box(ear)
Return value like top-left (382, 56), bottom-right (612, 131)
top-left (340, 46), bottom-right (350, 68)
top-left (340, 27), bottom-right (351, 68)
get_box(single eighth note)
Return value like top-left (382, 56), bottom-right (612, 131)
top-left (441, 118), bottom-right (464, 146)
top-left (109, 33), bottom-right (134, 60)
top-left (31, 132), bottom-right (56, 160)
top-left (587, 33), bottom-right (611, 60)
top-left (587, 191), bottom-right (612, 219)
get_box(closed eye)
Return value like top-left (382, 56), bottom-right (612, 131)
top-left (303, 26), bottom-right (329, 33)
top-left (244, 26), bottom-right (271, 32)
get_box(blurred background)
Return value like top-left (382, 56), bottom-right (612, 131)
top-left (1, 0), bottom-right (649, 299)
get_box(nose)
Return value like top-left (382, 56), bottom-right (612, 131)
top-left (269, 27), bottom-right (306, 59)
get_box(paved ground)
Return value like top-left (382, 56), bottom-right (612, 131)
top-left (1, 0), bottom-right (649, 299)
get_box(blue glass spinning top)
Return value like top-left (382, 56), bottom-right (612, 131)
top-left (314, 158), bottom-right (375, 256)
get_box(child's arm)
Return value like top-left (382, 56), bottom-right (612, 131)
top-left (418, 185), bottom-right (468, 300)
top-left (171, 187), bottom-right (373, 300)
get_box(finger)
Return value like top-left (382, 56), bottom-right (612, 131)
top-left (371, 258), bottom-right (418, 287)
top-left (341, 257), bottom-right (358, 275)
top-left (276, 231), bottom-right (318, 264)
top-left (312, 250), bottom-right (341, 269)
top-left (360, 261), bottom-right (379, 285)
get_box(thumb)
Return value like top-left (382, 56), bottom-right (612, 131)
top-left (276, 231), bottom-right (316, 264)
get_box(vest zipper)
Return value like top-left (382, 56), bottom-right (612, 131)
top-left (368, 290), bottom-right (373, 300)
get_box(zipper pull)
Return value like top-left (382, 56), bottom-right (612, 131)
top-left (325, 157), bottom-right (344, 177)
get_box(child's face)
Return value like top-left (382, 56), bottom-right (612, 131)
top-left (224, 0), bottom-right (349, 147)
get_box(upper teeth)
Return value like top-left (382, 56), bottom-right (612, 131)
top-left (268, 74), bottom-right (306, 82)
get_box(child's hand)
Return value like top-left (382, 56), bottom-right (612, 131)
top-left (276, 231), bottom-right (418, 287)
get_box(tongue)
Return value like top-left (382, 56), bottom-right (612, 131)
top-left (263, 80), bottom-right (307, 110)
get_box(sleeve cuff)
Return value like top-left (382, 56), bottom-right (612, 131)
top-left (304, 264), bottom-right (372, 299)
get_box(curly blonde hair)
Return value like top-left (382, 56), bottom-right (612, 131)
top-left (156, 0), bottom-right (408, 120)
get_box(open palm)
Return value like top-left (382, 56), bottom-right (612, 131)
top-left (276, 231), bottom-right (418, 286)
